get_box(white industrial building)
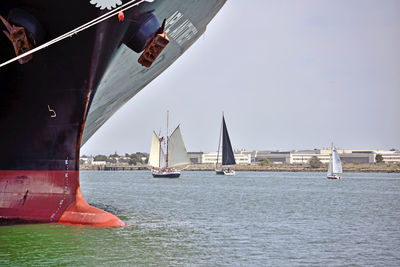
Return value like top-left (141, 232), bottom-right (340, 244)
top-left (290, 150), bottom-right (331, 164)
top-left (80, 149), bottom-right (400, 166)
top-left (251, 149), bottom-right (400, 164)
top-left (202, 152), bottom-right (251, 165)
top-left (379, 150), bottom-right (400, 164)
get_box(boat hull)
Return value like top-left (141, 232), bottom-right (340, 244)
top-left (0, 0), bottom-right (126, 226)
top-left (0, 0), bottom-right (226, 226)
top-left (151, 168), bottom-right (181, 178)
top-left (327, 175), bottom-right (342, 180)
top-left (0, 170), bottom-right (77, 223)
top-left (224, 170), bottom-right (235, 176)
top-left (152, 172), bottom-right (181, 178)
top-left (215, 169), bottom-right (235, 175)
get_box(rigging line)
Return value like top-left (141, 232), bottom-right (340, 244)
top-left (0, 0), bottom-right (147, 68)
top-left (0, 0), bottom-right (145, 68)
top-left (41, 0), bottom-right (147, 47)
top-left (36, 0), bottom-right (143, 50)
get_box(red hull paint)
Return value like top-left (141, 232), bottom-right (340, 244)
top-left (0, 170), bottom-right (124, 227)
top-left (58, 187), bottom-right (125, 227)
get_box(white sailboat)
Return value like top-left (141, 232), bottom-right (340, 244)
top-left (327, 143), bottom-right (343, 180)
top-left (215, 114), bottom-right (236, 175)
top-left (148, 112), bottom-right (190, 178)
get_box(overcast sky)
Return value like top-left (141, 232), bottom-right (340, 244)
top-left (81, 0), bottom-right (400, 156)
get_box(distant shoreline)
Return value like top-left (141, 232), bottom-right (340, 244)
top-left (81, 163), bottom-right (400, 173)
top-left (185, 164), bottom-right (400, 173)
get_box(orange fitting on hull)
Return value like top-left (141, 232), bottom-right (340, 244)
top-left (58, 187), bottom-right (125, 227)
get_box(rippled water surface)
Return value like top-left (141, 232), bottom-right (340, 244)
top-left (1, 171), bottom-right (400, 266)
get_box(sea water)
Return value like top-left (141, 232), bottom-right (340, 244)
top-left (1, 171), bottom-right (399, 266)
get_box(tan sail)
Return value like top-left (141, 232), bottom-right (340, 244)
top-left (148, 131), bottom-right (161, 168)
top-left (167, 125), bottom-right (190, 168)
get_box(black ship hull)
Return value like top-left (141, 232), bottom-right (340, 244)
top-left (0, 0), bottom-right (225, 226)
top-left (152, 172), bottom-right (180, 178)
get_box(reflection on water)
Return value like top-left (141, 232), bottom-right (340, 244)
top-left (1, 171), bottom-right (400, 266)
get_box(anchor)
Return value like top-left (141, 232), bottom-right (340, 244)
top-left (0, 15), bottom-right (33, 64)
top-left (138, 18), bottom-right (169, 68)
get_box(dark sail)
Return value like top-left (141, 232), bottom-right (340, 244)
top-left (222, 116), bottom-right (236, 165)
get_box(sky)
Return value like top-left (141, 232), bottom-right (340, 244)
top-left (81, 0), bottom-right (400, 156)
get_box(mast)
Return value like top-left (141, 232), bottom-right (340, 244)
top-left (331, 143), bottom-right (334, 174)
top-left (159, 136), bottom-right (161, 169)
top-left (216, 112), bottom-right (223, 168)
top-left (158, 129), bottom-right (161, 169)
top-left (166, 110), bottom-right (169, 168)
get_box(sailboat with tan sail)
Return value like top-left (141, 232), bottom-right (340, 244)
top-left (148, 111), bottom-right (190, 178)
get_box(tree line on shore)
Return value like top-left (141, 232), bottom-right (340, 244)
top-left (80, 152), bottom-right (148, 165)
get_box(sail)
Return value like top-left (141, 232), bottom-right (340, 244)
top-left (222, 116), bottom-right (236, 166)
top-left (332, 147), bottom-right (343, 173)
top-left (148, 131), bottom-right (161, 168)
top-left (167, 125), bottom-right (190, 168)
top-left (327, 159), bottom-right (333, 176)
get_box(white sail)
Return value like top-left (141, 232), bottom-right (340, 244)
top-left (332, 147), bottom-right (343, 174)
top-left (327, 159), bottom-right (333, 176)
top-left (328, 144), bottom-right (343, 175)
top-left (167, 125), bottom-right (190, 168)
top-left (148, 131), bottom-right (161, 168)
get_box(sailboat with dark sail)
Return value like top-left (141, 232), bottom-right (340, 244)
top-left (327, 143), bottom-right (343, 180)
top-left (148, 112), bottom-right (190, 178)
top-left (215, 114), bottom-right (236, 175)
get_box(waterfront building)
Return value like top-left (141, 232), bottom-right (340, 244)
top-left (188, 152), bottom-right (204, 164)
top-left (334, 150), bottom-right (400, 164)
top-left (202, 152), bottom-right (251, 165)
top-left (80, 156), bottom-right (91, 164)
top-left (250, 149), bottom-right (400, 164)
top-left (380, 150), bottom-right (400, 164)
top-left (79, 149), bottom-right (400, 167)
top-left (339, 152), bottom-right (375, 164)
top-left (289, 150), bottom-right (331, 164)
top-left (92, 161), bottom-right (106, 166)
top-left (254, 150), bottom-right (291, 164)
